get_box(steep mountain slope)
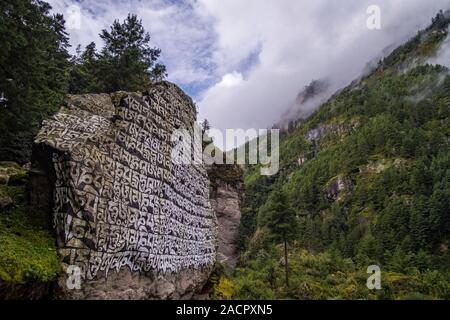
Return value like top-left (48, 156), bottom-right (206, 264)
top-left (231, 11), bottom-right (450, 300)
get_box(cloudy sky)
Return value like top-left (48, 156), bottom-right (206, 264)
top-left (48, 0), bottom-right (450, 147)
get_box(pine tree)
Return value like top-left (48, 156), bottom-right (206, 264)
top-left (428, 183), bottom-right (450, 248)
top-left (68, 42), bottom-right (102, 94)
top-left (68, 14), bottom-right (167, 94)
top-left (258, 190), bottom-right (297, 288)
top-left (98, 14), bottom-right (165, 93)
top-left (201, 119), bottom-right (211, 134)
top-left (0, 0), bottom-right (70, 163)
top-left (409, 196), bottom-right (430, 251)
top-left (151, 63), bottom-right (168, 82)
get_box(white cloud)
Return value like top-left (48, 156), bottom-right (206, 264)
top-left (429, 33), bottom-right (450, 68)
top-left (216, 72), bottom-right (244, 88)
top-left (47, 0), bottom-right (216, 86)
top-left (194, 0), bottom-right (450, 146)
top-left (47, 0), bottom-right (450, 150)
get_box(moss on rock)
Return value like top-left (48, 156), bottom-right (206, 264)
top-left (0, 163), bottom-right (59, 287)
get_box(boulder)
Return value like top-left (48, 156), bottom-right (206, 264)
top-left (32, 82), bottom-right (218, 299)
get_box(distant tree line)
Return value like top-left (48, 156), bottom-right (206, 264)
top-left (0, 0), bottom-right (167, 163)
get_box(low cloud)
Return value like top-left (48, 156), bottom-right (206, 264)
top-left (429, 33), bottom-right (450, 68)
top-left (217, 72), bottom-right (244, 88)
top-left (197, 0), bottom-right (450, 148)
top-left (48, 0), bottom-right (450, 150)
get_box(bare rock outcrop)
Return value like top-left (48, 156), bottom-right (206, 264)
top-left (305, 119), bottom-right (361, 142)
top-left (207, 163), bottom-right (243, 274)
top-left (324, 175), bottom-right (353, 203)
top-left (209, 180), bottom-right (242, 273)
top-left (31, 82), bottom-right (218, 299)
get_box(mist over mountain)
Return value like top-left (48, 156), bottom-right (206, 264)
top-left (276, 79), bottom-right (331, 130)
top-left (233, 10), bottom-right (450, 300)
top-left (44, 0), bottom-right (450, 149)
top-left (198, 0), bottom-right (450, 145)
top-left (273, 8), bottom-right (450, 135)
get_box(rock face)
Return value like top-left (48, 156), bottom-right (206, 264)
top-left (305, 119), bottom-right (361, 142)
top-left (32, 82), bottom-right (217, 299)
top-left (209, 180), bottom-right (242, 273)
top-left (324, 175), bottom-right (353, 203)
top-left (297, 155), bottom-right (307, 166)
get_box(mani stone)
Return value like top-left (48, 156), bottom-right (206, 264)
top-left (31, 81), bottom-right (218, 299)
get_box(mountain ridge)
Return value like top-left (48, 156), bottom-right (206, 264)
top-left (225, 10), bottom-right (450, 300)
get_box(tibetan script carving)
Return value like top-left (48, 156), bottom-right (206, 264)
top-left (34, 82), bottom-right (217, 281)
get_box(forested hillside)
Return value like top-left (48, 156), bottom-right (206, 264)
top-left (224, 11), bottom-right (450, 300)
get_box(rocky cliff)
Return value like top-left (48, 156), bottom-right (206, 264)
top-left (209, 179), bottom-right (242, 273)
top-left (207, 163), bottom-right (243, 274)
top-left (30, 82), bottom-right (218, 299)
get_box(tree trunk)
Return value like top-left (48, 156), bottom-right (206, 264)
top-left (284, 240), bottom-right (289, 288)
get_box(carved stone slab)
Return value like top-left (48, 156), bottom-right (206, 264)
top-left (33, 82), bottom-right (217, 299)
